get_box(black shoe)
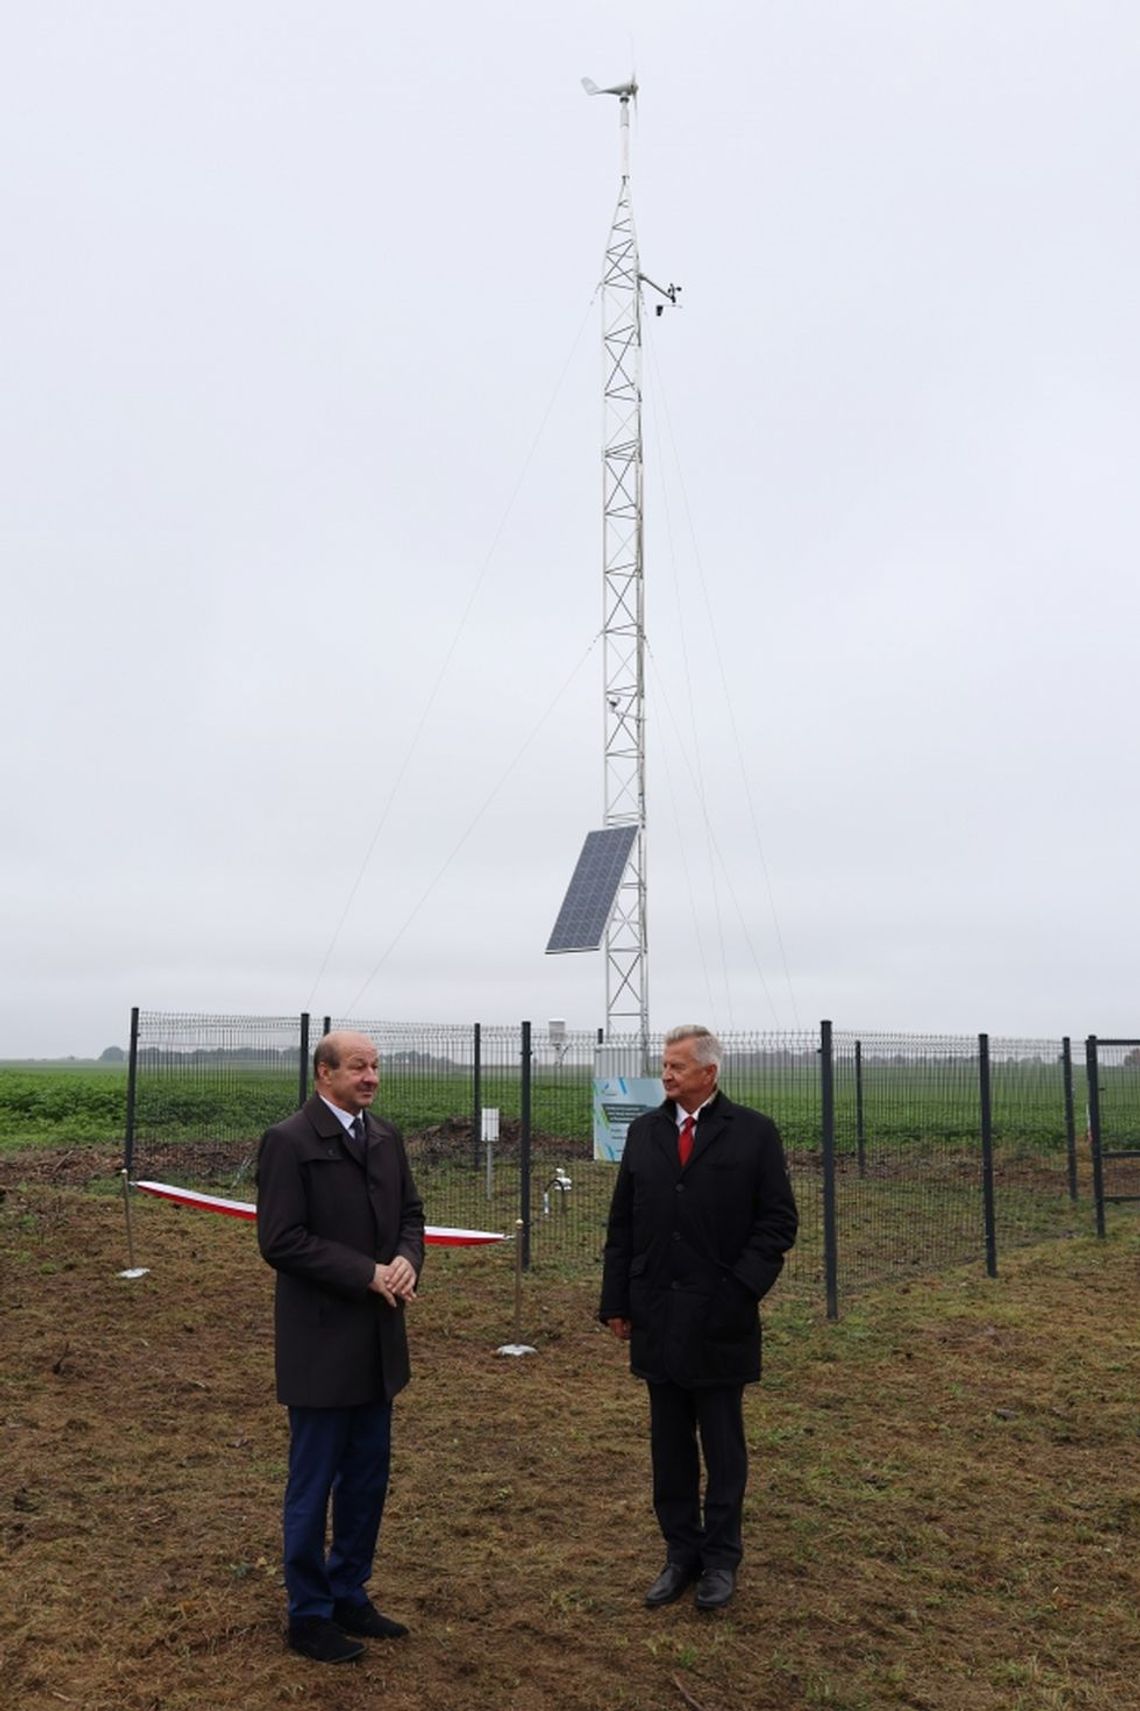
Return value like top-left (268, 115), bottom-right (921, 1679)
top-left (645, 1561), bottom-right (699, 1608)
top-left (333, 1598), bottom-right (410, 1640)
top-left (695, 1567), bottom-right (736, 1610)
top-left (287, 1616), bottom-right (365, 1663)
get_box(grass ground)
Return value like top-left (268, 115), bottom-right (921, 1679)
top-left (0, 1152), bottom-right (1136, 1711)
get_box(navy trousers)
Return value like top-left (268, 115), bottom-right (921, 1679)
top-left (647, 1381), bottom-right (747, 1571)
top-left (283, 1401), bottom-right (393, 1620)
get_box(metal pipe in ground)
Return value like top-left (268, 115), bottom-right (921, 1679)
top-left (118, 1170), bottom-right (149, 1280)
top-left (495, 1219), bottom-right (535, 1356)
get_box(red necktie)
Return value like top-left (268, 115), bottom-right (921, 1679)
top-left (678, 1115), bottom-right (695, 1167)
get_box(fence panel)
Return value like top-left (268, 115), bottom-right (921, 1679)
top-left (713, 1032), bottom-right (825, 1304)
top-left (367, 1021), bottom-right (525, 1245)
top-left (129, 1010), bottom-right (303, 1188)
top-left (988, 1037), bottom-right (1090, 1250)
top-left (830, 1032), bottom-right (987, 1295)
top-left (1086, 1039), bottom-right (1140, 1221)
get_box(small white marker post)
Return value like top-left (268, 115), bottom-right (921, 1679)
top-left (117, 1169), bottom-right (150, 1280)
top-left (482, 1106), bottom-right (499, 1201)
top-left (496, 1219), bottom-right (536, 1356)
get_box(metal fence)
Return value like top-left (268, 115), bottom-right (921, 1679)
top-left (1085, 1035), bottom-right (1140, 1231)
top-left (123, 1010), bottom-right (1131, 1316)
top-left (826, 1029), bottom-right (1087, 1313)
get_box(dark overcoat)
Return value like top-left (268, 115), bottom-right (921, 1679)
top-left (598, 1091), bottom-right (798, 1388)
top-left (256, 1095), bottom-right (425, 1408)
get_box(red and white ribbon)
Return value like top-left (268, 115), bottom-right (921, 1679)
top-left (131, 1179), bottom-right (505, 1246)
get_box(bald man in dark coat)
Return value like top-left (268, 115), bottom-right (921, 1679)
top-left (258, 1031), bottom-right (424, 1663)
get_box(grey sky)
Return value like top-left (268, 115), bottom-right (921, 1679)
top-left (3, 2), bottom-right (1138, 1057)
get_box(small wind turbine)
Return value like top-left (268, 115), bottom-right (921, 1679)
top-left (581, 75), bottom-right (639, 100)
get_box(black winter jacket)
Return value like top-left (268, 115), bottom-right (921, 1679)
top-left (257, 1096), bottom-right (425, 1407)
top-left (599, 1092), bottom-right (798, 1387)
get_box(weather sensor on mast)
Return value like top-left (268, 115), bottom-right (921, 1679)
top-left (546, 76), bottom-right (680, 1060)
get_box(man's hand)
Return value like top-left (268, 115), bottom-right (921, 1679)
top-left (370, 1257), bottom-right (417, 1307)
top-left (607, 1316), bottom-right (632, 1341)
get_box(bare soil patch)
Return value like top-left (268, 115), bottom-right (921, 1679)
top-left (1, 1155), bottom-right (1136, 1711)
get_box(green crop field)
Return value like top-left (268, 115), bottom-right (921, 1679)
top-left (0, 1066), bottom-right (131, 1150)
top-left (0, 1058), bottom-right (1115, 1156)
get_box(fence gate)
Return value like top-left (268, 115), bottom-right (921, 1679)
top-left (1084, 1036), bottom-right (1140, 1236)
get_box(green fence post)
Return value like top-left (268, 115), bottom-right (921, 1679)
top-left (820, 1020), bottom-right (839, 1320)
top-left (979, 1033), bottom-right (997, 1277)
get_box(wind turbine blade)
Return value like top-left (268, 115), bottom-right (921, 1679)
top-left (581, 76), bottom-right (600, 96)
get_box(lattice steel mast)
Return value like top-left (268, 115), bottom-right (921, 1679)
top-left (585, 76), bottom-right (678, 1049)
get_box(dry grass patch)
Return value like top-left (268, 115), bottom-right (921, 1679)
top-left (0, 1160), bottom-right (1136, 1711)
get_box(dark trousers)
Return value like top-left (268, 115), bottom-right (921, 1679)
top-left (283, 1401), bottom-right (393, 1620)
top-left (647, 1381), bottom-right (747, 1571)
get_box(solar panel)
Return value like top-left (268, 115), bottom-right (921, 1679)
top-left (546, 825), bottom-right (638, 954)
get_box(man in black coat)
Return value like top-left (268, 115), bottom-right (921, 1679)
top-left (599, 1025), bottom-right (798, 1611)
top-left (257, 1030), bottom-right (425, 1664)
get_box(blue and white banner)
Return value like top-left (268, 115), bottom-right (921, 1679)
top-left (592, 1077), bottom-right (663, 1162)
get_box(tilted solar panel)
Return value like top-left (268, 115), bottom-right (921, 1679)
top-left (546, 824), bottom-right (639, 953)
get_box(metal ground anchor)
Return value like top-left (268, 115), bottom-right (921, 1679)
top-left (496, 1218), bottom-right (536, 1356)
top-left (117, 1168), bottom-right (150, 1280)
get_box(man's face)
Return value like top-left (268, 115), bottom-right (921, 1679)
top-left (661, 1037), bottom-right (718, 1114)
top-left (317, 1034), bottom-right (380, 1115)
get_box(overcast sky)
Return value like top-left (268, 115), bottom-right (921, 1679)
top-left (3, 2), bottom-right (1138, 1057)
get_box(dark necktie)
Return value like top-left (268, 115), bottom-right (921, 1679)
top-left (678, 1115), bottom-right (695, 1168)
top-left (348, 1114), bottom-right (366, 1165)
